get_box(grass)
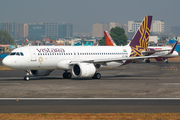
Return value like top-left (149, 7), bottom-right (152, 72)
top-left (0, 66), bottom-right (15, 70)
top-left (0, 113), bottom-right (180, 120)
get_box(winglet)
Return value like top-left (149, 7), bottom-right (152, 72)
top-left (169, 41), bottom-right (178, 54)
top-left (104, 31), bottom-right (117, 46)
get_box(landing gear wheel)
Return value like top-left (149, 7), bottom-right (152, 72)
top-left (67, 72), bottom-right (72, 79)
top-left (63, 72), bottom-right (72, 79)
top-left (92, 73), bottom-right (101, 79)
top-left (24, 76), bottom-right (30, 81)
top-left (145, 59), bottom-right (150, 63)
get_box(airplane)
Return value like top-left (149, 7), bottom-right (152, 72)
top-left (2, 16), bottom-right (177, 81)
top-left (104, 31), bottom-right (179, 63)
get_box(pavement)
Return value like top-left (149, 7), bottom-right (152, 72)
top-left (1, 62), bottom-right (180, 98)
top-left (1, 61), bottom-right (180, 112)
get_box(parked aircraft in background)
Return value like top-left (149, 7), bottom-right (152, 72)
top-left (104, 31), bottom-right (179, 63)
top-left (2, 16), bottom-right (177, 81)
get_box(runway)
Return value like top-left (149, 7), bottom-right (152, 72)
top-left (1, 61), bottom-right (180, 112)
top-left (1, 98), bottom-right (180, 113)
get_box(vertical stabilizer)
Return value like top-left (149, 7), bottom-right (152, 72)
top-left (129, 16), bottom-right (152, 49)
top-left (104, 31), bottom-right (117, 46)
top-left (129, 16), bottom-right (152, 57)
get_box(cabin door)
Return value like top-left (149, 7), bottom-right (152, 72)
top-left (29, 49), bottom-right (37, 61)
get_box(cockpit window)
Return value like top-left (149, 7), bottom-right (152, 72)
top-left (10, 52), bottom-right (24, 56)
top-left (10, 52), bottom-right (16, 55)
top-left (16, 52), bottom-right (20, 56)
top-left (20, 52), bottom-right (24, 56)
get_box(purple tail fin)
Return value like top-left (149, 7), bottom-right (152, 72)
top-left (129, 16), bottom-right (152, 49)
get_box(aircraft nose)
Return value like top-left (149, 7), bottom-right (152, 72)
top-left (2, 57), bottom-right (11, 67)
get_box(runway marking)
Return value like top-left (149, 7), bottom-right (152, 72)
top-left (161, 69), bottom-right (178, 70)
top-left (1, 98), bottom-right (180, 100)
top-left (159, 83), bottom-right (180, 85)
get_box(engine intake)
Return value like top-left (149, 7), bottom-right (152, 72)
top-left (72, 63), bottom-right (96, 77)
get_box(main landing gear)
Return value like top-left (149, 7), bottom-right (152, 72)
top-left (92, 73), bottom-right (101, 79)
top-left (163, 58), bottom-right (169, 63)
top-left (63, 71), bottom-right (72, 79)
top-left (145, 59), bottom-right (150, 63)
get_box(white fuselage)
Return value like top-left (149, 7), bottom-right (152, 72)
top-left (3, 46), bottom-right (131, 70)
top-left (148, 46), bottom-right (179, 58)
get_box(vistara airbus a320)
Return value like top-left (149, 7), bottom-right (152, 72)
top-left (2, 16), bottom-right (177, 80)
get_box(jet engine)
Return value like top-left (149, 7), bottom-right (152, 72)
top-left (29, 70), bottom-right (53, 76)
top-left (72, 63), bottom-right (96, 77)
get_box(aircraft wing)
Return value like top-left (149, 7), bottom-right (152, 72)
top-left (69, 55), bottom-right (164, 65)
top-left (88, 55), bottom-right (164, 63)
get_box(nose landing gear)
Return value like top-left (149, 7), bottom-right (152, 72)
top-left (24, 70), bottom-right (31, 81)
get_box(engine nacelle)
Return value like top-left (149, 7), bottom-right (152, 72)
top-left (30, 70), bottom-right (52, 76)
top-left (72, 63), bottom-right (96, 77)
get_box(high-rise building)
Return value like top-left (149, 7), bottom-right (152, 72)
top-left (121, 24), bottom-right (128, 37)
top-left (19, 23), bottom-right (29, 38)
top-left (23, 23), bottom-right (29, 38)
top-left (28, 23), bottom-right (45, 38)
top-left (0, 22), bottom-right (18, 39)
top-left (151, 20), bottom-right (164, 33)
top-left (58, 23), bottom-right (73, 38)
top-left (45, 23), bottom-right (58, 38)
top-left (128, 21), bottom-right (141, 33)
top-left (93, 23), bottom-right (104, 38)
top-left (93, 22), bottom-right (123, 38)
top-left (28, 23), bottom-right (73, 39)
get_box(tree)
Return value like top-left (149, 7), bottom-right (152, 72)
top-left (0, 30), bottom-right (14, 45)
top-left (98, 27), bottom-right (128, 46)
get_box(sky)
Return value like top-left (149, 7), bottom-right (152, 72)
top-left (0, 0), bottom-right (180, 33)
